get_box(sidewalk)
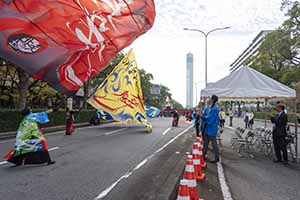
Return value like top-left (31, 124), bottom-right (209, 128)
top-left (220, 123), bottom-right (300, 200)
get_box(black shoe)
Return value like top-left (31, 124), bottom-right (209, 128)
top-left (48, 161), bottom-right (56, 165)
top-left (210, 159), bottom-right (220, 163)
top-left (273, 159), bottom-right (282, 163)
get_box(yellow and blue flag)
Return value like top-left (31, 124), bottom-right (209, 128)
top-left (88, 49), bottom-right (152, 132)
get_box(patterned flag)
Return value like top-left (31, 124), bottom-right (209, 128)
top-left (88, 49), bottom-right (152, 132)
top-left (0, 0), bottom-right (155, 94)
top-left (145, 105), bottom-right (161, 118)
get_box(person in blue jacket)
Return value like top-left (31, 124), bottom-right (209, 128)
top-left (201, 99), bottom-right (211, 135)
top-left (202, 95), bottom-right (220, 163)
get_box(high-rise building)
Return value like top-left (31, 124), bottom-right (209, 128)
top-left (230, 30), bottom-right (272, 72)
top-left (186, 53), bottom-right (193, 108)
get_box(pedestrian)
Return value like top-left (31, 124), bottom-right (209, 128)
top-left (4, 107), bottom-right (55, 166)
top-left (202, 95), bottom-right (220, 163)
top-left (248, 110), bottom-right (254, 129)
top-left (201, 99), bottom-right (211, 135)
top-left (172, 110), bottom-right (179, 127)
top-left (192, 108), bottom-right (201, 137)
top-left (229, 109), bottom-right (234, 127)
top-left (244, 110), bottom-right (249, 129)
top-left (271, 104), bottom-right (288, 165)
top-left (219, 108), bottom-right (226, 128)
top-left (66, 108), bottom-right (75, 135)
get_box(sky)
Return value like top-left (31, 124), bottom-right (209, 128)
top-left (128, 0), bottom-right (291, 107)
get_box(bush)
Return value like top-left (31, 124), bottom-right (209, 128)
top-left (254, 112), bottom-right (297, 123)
top-left (0, 110), bottom-right (96, 132)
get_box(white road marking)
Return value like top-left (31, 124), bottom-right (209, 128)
top-left (0, 161), bottom-right (8, 165)
top-left (0, 147), bottom-right (60, 166)
top-left (104, 128), bottom-right (128, 136)
top-left (217, 157), bottom-right (233, 200)
top-left (48, 147), bottom-right (60, 151)
top-left (94, 125), bottom-right (193, 200)
top-left (162, 127), bottom-right (171, 136)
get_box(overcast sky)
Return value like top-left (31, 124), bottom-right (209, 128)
top-left (129, 0), bottom-right (291, 107)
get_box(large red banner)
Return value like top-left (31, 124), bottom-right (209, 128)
top-left (0, 0), bottom-right (155, 94)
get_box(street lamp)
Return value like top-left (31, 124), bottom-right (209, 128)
top-left (184, 26), bottom-right (230, 87)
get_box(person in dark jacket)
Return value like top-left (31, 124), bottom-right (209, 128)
top-left (202, 95), bottom-right (220, 163)
top-left (172, 110), bottom-right (179, 126)
top-left (192, 108), bottom-right (201, 137)
top-left (271, 104), bottom-right (288, 165)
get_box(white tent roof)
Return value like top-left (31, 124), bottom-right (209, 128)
top-left (200, 66), bottom-right (296, 101)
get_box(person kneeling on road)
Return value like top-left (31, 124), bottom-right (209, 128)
top-left (202, 95), bottom-right (220, 163)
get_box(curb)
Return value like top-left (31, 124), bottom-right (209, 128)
top-left (0, 120), bottom-right (114, 140)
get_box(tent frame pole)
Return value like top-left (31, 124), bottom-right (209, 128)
top-left (294, 99), bottom-right (299, 162)
top-left (264, 98), bottom-right (268, 128)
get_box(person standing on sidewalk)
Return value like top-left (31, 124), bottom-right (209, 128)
top-left (229, 109), bottom-right (234, 127)
top-left (4, 107), bottom-right (55, 166)
top-left (202, 95), bottom-right (220, 163)
top-left (192, 107), bottom-right (201, 137)
top-left (248, 110), bottom-right (254, 130)
top-left (219, 108), bottom-right (226, 128)
top-left (201, 99), bottom-right (211, 135)
top-left (244, 110), bottom-right (250, 129)
top-left (271, 104), bottom-right (288, 165)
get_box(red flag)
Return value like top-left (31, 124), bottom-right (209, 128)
top-left (0, 0), bottom-right (155, 94)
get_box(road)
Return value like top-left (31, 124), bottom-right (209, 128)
top-left (0, 118), bottom-right (193, 200)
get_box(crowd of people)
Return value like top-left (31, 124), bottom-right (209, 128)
top-left (178, 96), bottom-right (298, 166)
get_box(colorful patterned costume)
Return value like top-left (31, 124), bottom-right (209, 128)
top-left (4, 112), bottom-right (53, 165)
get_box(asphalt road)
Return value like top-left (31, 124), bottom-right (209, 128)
top-left (0, 118), bottom-right (193, 200)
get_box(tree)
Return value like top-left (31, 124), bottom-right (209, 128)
top-left (246, 1), bottom-right (300, 88)
top-left (170, 99), bottom-right (184, 110)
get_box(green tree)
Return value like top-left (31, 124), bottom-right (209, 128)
top-left (170, 99), bottom-right (184, 110)
top-left (246, 1), bottom-right (300, 87)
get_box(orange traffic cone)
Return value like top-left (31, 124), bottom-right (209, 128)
top-left (196, 136), bottom-right (203, 146)
top-left (192, 143), bottom-right (205, 181)
top-left (195, 138), bottom-right (203, 151)
top-left (199, 147), bottom-right (207, 169)
top-left (183, 155), bottom-right (204, 200)
top-left (177, 179), bottom-right (190, 200)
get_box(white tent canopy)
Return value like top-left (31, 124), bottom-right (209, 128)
top-left (200, 66), bottom-right (296, 101)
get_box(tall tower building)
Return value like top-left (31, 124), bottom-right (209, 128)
top-left (186, 53), bottom-right (193, 108)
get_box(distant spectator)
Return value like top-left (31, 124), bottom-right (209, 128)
top-left (219, 108), bottom-right (226, 128)
top-left (244, 110), bottom-right (249, 129)
top-left (229, 109), bottom-right (234, 127)
top-left (248, 110), bottom-right (254, 129)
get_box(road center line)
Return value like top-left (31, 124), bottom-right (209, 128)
top-left (162, 127), bottom-right (171, 136)
top-left (94, 125), bottom-right (193, 200)
top-left (217, 157), bottom-right (233, 200)
top-left (104, 128), bottom-right (128, 136)
top-left (0, 147), bottom-right (60, 166)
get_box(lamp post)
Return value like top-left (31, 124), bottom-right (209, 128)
top-left (184, 27), bottom-right (230, 87)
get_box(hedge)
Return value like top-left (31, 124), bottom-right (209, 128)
top-left (254, 112), bottom-right (297, 123)
top-left (0, 110), bottom-right (96, 132)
